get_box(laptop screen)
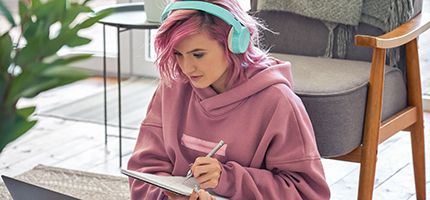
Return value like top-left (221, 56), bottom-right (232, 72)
top-left (1, 175), bottom-right (79, 200)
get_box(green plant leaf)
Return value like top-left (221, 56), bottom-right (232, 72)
top-left (31, 0), bottom-right (43, 8)
top-left (65, 36), bottom-right (91, 47)
top-left (0, 0), bottom-right (16, 27)
top-left (0, 72), bottom-right (6, 105)
top-left (0, 109), bottom-right (37, 152)
top-left (32, 0), bottom-right (66, 27)
top-left (20, 78), bottom-right (59, 98)
top-left (5, 58), bottom-right (90, 105)
top-left (0, 32), bottom-right (12, 73)
top-left (18, 1), bottom-right (30, 33)
top-left (0, 0), bottom-right (107, 153)
top-left (63, 4), bottom-right (93, 27)
top-left (49, 54), bottom-right (93, 66)
top-left (16, 106), bottom-right (36, 116)
top-left (18, 0), bottom-right (29, 16)
top-left (19, 66), bottom-right (90, 98)
top-left (0, 33), bottom-right (11, 106)
top-left (7, 52), bottom-right (93, 107)
top-left (33, 0), bottom-right (65, 14)
top-left (42, 65), bottom-right (90, 78)
top-left (5, 68), bottom-right (40, 106)
top-left (16, 29), bottom-right (74, 67)
top-left (77, 8), bottom-right (112, 30)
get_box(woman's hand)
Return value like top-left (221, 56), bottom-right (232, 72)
top-left (164, 191), bottom-right (189, 200)
top-left (190, 157), bottom-right (222, 189)
top-left (164, 189), bottom-right (215, 200)
top-left (194, 189), bottom-right (216, 200)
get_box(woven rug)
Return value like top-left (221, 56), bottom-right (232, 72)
top-left (0, 165), bottom-right (130, 200)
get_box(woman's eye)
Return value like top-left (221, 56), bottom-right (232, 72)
top-left (173, 51), bottom-right (182, 56)
top-left (193, 53), bottom-right (204, 58)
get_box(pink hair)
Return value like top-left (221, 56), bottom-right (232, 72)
top-left (154, 0), bottom-right (270, 89)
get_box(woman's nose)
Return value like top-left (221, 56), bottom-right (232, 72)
top-left (181, 58), bottom-right (196, 74)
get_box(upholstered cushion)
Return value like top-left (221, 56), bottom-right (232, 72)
top-left (271, 53), bottom-right (408, 157)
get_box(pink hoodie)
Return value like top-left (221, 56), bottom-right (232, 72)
top-left (128, 58), bottom-right (330, 200)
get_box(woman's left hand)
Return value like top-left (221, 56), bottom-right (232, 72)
top-left (190, 157), bottom-right (222, 189)
top-left (195, 189), bottom-right (217, 200)
top-left (164, 189), bottom-right (215, 200)
top-left (164, 191), bottom-right (189, 200)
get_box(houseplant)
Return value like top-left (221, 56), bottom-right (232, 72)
top-left (0, 0), bottom-right (110, 152)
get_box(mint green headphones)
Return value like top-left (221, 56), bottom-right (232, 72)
top-left (160, 1), bottom-right (251, 54)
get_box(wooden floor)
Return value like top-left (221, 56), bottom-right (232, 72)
top-left (1, 1), bottom-right (429, 199)
top-left (0, 76), bottom-right (429, 200)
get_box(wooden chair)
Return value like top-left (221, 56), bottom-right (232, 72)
top-left (334, 13), bottom-right (429, 200)
top-left (251, 0), bottom-right (430, 199)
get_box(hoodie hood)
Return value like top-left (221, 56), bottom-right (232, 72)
top-left (192, 58), bottom-right (293, 115)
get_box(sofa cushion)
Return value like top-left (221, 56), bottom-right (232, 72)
top-left (271, 53), bottom-right (408, 157)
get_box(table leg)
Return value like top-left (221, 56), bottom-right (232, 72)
top-left (117, 26), bottom-right (123, 167)
top-left (103, 24), bottom-right (108, 146)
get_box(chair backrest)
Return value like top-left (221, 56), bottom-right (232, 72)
top-left (251, 0), bottom-right (422, 62)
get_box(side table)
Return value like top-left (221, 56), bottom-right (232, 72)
top-left (95, 3), bottom-right (160, 167)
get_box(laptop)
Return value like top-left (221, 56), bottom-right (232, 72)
top-left (1, 175), bottom-right (79, 200)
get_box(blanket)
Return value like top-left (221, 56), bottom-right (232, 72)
top-left (257, 0), bottom-right (413, 31)
top-left (257, 0), bottom-right (414, 66)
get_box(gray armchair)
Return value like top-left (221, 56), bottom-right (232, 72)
top-left (251, 0), bottom-right (429, 199)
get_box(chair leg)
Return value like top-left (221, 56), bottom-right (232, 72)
top-left (357, 48), bottom-right (387, 200)
top-left (357, 143), bottom-right (378, 200)
top-left (410, 121), bottom-right (426, 200)
top-left (405, 38), bottom-right (426, 200)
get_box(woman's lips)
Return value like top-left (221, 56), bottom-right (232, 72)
top-left (189, 75), bottom-right (203, 82)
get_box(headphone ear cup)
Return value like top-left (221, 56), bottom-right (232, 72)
top-left (227, 28), bottom-right (235, 53)
top-left (228, 26), bottom-right (250, 54)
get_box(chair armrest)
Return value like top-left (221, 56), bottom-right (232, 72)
top-left (355, 12), bottom-right (430, 49)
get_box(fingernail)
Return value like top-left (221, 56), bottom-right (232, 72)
top-left (193, 185), bottom-right (199, 193)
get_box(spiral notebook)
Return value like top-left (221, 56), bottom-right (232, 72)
top-left (121, 168), bottom-right (228, 200)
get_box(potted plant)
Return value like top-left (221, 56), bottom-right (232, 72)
top-left (0, 0), bottom-right (110, 152)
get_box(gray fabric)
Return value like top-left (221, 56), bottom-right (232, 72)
top-left (256, 0), bottom-right (363, 25)
top-left (257, 0), bottom-right (413, 30)
top-left (413, 0), bottom-right (423, 16)
top-left (322, 21), bottom-right (338, 58)
top-left (271, 53), bottom-right (407, 157)
top-left (361, 0), bottom-right (413, 32)
top-left (251, 0), bottom-right (422, 21)
top-left (257, 11), bottom-right (329, 57)
top-left (255, 11), bottom-right (383, 61)
top-left (257, 0), bottom-right (414, 68)
top-left (255, 4), bottom-right (420, 64)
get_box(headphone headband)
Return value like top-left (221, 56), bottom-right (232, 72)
top-left (160, 1), bottom-right (250, 54)
top-left (161, 1), bottom-right (242, 32)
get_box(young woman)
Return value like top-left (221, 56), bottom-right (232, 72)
top-left (127, 0), bottom-right (330, 199)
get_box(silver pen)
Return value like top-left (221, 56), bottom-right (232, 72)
top-left (185, 140), bottom-right (225, 179)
